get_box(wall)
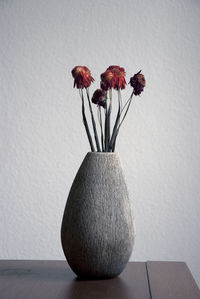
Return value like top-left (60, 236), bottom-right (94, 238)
top-left (1, 0), bottom-right (200, 286)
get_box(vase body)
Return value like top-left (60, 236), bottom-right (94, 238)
top-left (61, 152), bottom-right (135, 279)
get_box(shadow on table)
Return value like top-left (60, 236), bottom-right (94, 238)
top-left (0, 262), bottom-right (134, 298)
top-left (62, 276), bottom-right (133, 299)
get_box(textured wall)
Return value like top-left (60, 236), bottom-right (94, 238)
top-left (1, 0), bottom-right (200, 286)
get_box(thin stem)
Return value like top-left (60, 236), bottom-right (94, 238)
top-left (86, 88), bottom-right (101, 152)
top-left (104, 100), bottom-right (108, 151)
top-left (79, 89), bottom-right (95, 152)
top-left (111, 92), bottom-right (135, 150)
top-left (106, 88), bottom-right (112, 152)
top-left (109, 89), bottom-right (121, 152)
top-left (98, 106), bottom-right (104, 151)
top-left (118, 92), bottom-right (134, 129)
top-left (106, 89), bottom-right (112, 151)
top-left (120, 91), bottom-right (134, 115)
top-left (112, 136), bottom-right (117, 152)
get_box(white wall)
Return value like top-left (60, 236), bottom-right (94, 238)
top-left (1, 0), bottom-right (200, 286)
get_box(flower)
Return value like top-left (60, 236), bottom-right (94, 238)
top-left (100, 65), bottom-right (126, 90)
top-left (71, 66), bottom-right (94, 88)
top-left (100, 70), bottom-right (114, 90)
top-left (92, 89), bottom-right (106, 108)
top-left (129, 71), bottom-right (146, 95)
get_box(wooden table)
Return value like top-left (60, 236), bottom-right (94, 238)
top-left (0, 260), bottom-right (199, 299)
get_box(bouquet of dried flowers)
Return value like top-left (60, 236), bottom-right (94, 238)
top-left (71, 65), bottom-right (146, 152)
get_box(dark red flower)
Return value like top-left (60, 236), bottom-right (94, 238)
top-left (71, 66), bottom-right (94, 88)
top-left (100, 65), bottom-right (126, 90)
top-left (92, 89), bottom-right (106, 108)
top-left (100, 70), bottom-right (114, 90)
top-left (129, 71), bottom-right (146, 95)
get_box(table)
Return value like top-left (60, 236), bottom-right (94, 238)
top-left (0, 260), bottom-right (199, 299)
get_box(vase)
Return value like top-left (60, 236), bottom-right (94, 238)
top-left (61, 152), bottom-right (135, 279)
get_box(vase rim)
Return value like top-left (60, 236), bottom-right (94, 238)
top-left (87, 152), bottom-right (119, 155)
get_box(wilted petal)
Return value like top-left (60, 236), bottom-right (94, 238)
top-left (92, 89), bottom-right (107, 108)
top-left (129, 71), bottom-right (146, 95)
top-left (71, 66), bottom-right (94, 89)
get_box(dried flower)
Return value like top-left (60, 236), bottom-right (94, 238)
top-left (71, 65), bottom-right (146, 153)
top-left (129, 71), bottom-right (146, 95)
top-left (100, 70), bottom-right (114, 91)
top-left (92, 89), bottom-right (106, 108)
top-left (100, 65), bottom-right (126, 90)
top-left (72, 66), bottom-right (94, 88)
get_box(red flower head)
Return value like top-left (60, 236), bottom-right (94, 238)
top-left (92, 89), bottom-right (107, 108)
top-left (129, 71), bottom-right (146, 95)
top-left (100, 65), bottom-right (126, 90)
top-left (71, 66), bottom-right (94, 89)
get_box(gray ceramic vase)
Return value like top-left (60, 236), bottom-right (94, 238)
top-left (61, 152), bottom-right (135, 279)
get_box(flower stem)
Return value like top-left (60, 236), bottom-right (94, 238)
top-left (86, 88), bottom-right (101, 152)
top-left (111, 91), bottom-right (135, 151)
top-left (120, 91), bottom-right (134, 115)
top-left (105, 89), bottom-right (112, 151)
top-left (104, 101), bottom-right (108, 152)
top-left (109, 90), bottom-right (121, 152)
top-left (80, 89), bottom-right (95, 152)
top-left (112, 136), bottom-right (117, 152)
top-left (98, 106), bottom-right (104, 151)
top-left (118, 91), bottom-right (134, 129)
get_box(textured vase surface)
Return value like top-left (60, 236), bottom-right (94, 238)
top-left (61, 152), bottom-right (135, 279)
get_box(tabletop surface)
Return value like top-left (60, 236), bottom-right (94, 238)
top-left (0, 260), bottom-right (199, 299)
